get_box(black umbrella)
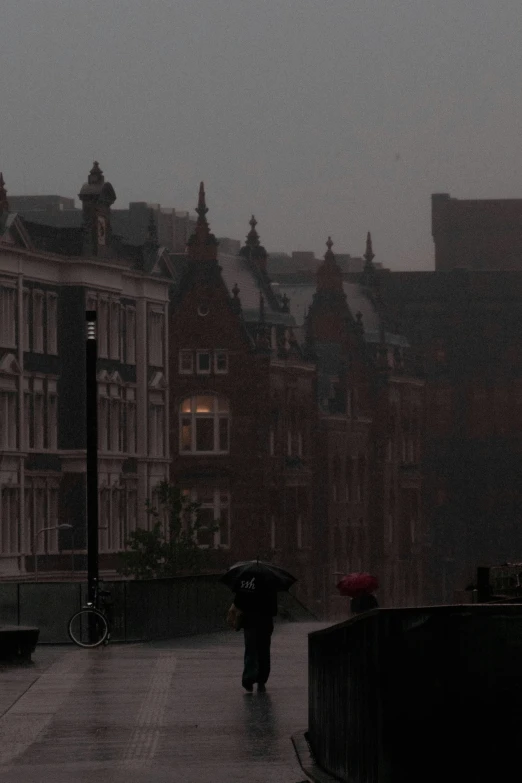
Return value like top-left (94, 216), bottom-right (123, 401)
top-left (221, 559), bottom-right (297, 592)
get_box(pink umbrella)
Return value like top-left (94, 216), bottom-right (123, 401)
top-left (336, 572), bottom-right (379, 598)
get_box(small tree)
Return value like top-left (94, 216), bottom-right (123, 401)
top-left (118, 481), bottom-right (218, 579)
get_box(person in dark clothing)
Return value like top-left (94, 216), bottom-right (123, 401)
top-left (350, 593), bottom-right (379, 615)
top-left (233, 576), bottom-right (278, 692)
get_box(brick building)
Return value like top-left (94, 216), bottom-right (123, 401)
top-left (280, 236), bottom-right (424, 617)
top-left (167, 193), bottom-right (319, 609)
top-left (0, 165), bottom-right (171, 579)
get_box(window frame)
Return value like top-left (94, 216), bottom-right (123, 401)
top-left (196, 350), bottom-right (212, 375)
top-left (179, 395), bottom-right (230, 455)
top-left (183, 487), bottom-right (230, 549)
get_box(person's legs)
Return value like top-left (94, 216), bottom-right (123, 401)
top-left (242, 625), bottom-right (259, 688)
top-left (256, 618), bottom-right (274, 686)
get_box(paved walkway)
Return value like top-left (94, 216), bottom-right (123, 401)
top-left (0, 621), bottom-right (327, 783)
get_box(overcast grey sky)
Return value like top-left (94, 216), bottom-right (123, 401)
top-left (2, 1), bottom-right (521, 269)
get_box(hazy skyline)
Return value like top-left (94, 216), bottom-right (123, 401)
top-left (2, 0), bottom-right (521, 269)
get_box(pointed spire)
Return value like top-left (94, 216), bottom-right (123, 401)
top-left (197, 181), bottom-right (208, 218)
top-left (240, 214), bottom-right (268, 272)
top-left (187, 181), bottom-right (218, 261)
top-left (246, 215), bottom-right (260, 248)
top-left (316, 235), bottom-right (343, 293)
top-left (0, 172), bottom-right (8, 214)
top-left (364, 231), bottom-right (374, 265)
top-left (326, 236), bottom-right (334, 256)
top-left (88, 160), bottom-right (104, 185)
top-left (362, 231), bottom-right (377, 288)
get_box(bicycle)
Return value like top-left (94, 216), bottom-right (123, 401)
top-left (68, 582), bottom-right (113, 648)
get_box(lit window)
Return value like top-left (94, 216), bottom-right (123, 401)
top-left (179, 350), bottom-right (193, 374)
top-left (196, 351), bottom-right (211, 374)
top-left (184, 488), bottom-right (230, 549)
top-left (179, 395), bottom-right (230, 454)
top-left (214, 351), bottom-right (228, 374)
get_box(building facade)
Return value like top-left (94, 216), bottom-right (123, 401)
top-left (1, 166), bottom-right (427, 619)
top-left (0, 165), bottom-right (171, 579)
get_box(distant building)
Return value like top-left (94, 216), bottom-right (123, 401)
top-left (432, 192), bottom-right (522, 271)
top-left (269, 249), bottom-right (384, 282)
top-left (8, 193), bottom-right (198, 255)
top-left (380, 267), bottom-right (522, 603)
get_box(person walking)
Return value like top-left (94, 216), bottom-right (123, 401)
top-left (233, 577), bottom-right (278, 692)
top-left (221, 558), bottom-right (297, 693)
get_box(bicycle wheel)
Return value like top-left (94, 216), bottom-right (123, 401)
top-left (68, 608), bottom-right (109, 648)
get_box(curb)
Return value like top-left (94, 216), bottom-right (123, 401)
top-left (291, 730), bottom-right (343, 783)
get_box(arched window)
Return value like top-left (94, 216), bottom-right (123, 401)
top-left (179, 395), bottom-right (230, 454)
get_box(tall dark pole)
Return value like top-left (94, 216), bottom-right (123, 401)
top-left (86, 311), bottom-right (99, 605)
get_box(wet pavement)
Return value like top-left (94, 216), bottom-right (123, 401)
top-left (0, 621), bottom-right (327, 782)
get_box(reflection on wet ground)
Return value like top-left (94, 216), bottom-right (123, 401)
top-left (0, 622), bottom-right (327, 783)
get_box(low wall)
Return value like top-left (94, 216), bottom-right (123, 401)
top-left (308, 604), bottom-right (522, 783)
top-left (0, 576), bottom-right (232, 643)
top-left (0, 576), bottom-right (316, 644)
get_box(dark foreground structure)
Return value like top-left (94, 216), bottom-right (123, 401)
top-left (305, 605), bottom-right (522, 783)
